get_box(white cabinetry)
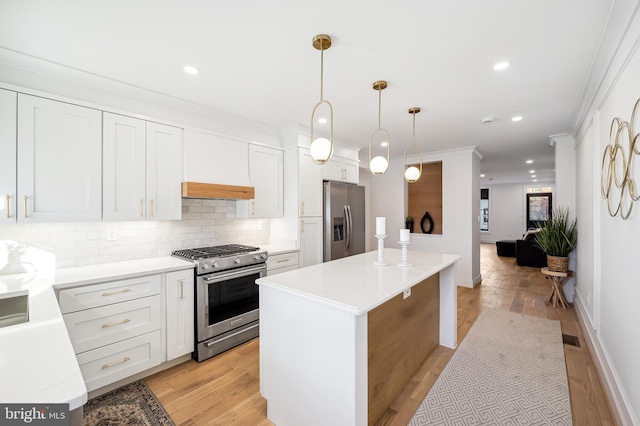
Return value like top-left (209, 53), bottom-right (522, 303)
top-left (237, 144), bottom-right (283, 218)
top-left (0, 89), bottom-right (16, 223)
top-left (323, 156), bottom-right (359, 184)
top-left (266, 251), bottom-right (299, 276)
top-left (17, 94), bottom-right (102, 222)
top-left (103, 113), bottom-right (182, 221)
top-left (166, 269), bottom-right (194, 360)
top-left (299, 217), bottom-right (323, 268)
top-left (299, 149), bottom-right (323, 217)
top-left (59, 275), bottom-right (163, 392)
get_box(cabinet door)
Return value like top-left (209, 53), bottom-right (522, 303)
top-left (249, 144), bottom-right (283, 218)
top-left (322, 157), bottom-right (343, 181)
top-left (166, 270), bottom-right (194, 360)
top-left (0, 89), bottom-right (16, 223)
top-left (103, 113), bottom-right (146, 221)
top-left (299, 149), bottom-right (323, 217)
top-left (146, 122), bottom-right (182, 220)
top-left (17, 94), bottom-right (102, 222)
top-left (343, 159), bottom-right (359, 184)
top-left (300, 217), bottom-right (323, 268)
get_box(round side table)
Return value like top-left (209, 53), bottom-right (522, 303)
top-left (540, 267), bottom-right (573, 309)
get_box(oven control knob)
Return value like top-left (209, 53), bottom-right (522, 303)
top-left (234, 258), bottom-right (241, 264)
top-left (261, 253), bottom-right (267, 259)
top-left (253, 255), bottom-right (260, 260)
top-left (201, 263), bottom-right (210, 270)
top-left (212, 262), bottom-right (219, 268)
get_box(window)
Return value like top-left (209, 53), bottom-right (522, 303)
top-left (480, 188), bottom-right (489, 231)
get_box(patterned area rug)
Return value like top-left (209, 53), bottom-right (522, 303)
top-left (83, 380), bottom-right (174, 426)
top-left (409, 309), bottom-right (572, 425)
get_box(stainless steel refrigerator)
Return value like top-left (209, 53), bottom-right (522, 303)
top-left (323, 181), bottom-right (366, 261)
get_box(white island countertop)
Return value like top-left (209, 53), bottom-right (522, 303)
top-left (257, 248), bottom-right (460, 316)
top-left (0, 256), bottom-right (194, 410)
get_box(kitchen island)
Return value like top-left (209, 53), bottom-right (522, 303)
top-left (257, 248), bottom-right (460, 426)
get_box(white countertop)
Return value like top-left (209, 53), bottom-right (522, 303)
top-left (0, 256), bottom-right (194, 409)
top-left (256, 248), bottom-right (460, 315)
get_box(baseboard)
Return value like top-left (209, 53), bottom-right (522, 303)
top-left (574, 295), bottom-right (638, 426)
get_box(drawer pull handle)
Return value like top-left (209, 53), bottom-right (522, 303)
top-left (102, 318), bottom-right (131, 328)
top-left (102, 288), bottom-right (131, 297)
top-left (179, 279), bottom-right (184, 299)
top-left (102, 357), bottom-right (131, 369)
top-left (276, 259), bottom-right (289, 263)
top-left (23, 195), bottom-right (28, 218)
top-left (150, 198), bottom-right (154, 218)
top-left (5, 194), bottom-right (10, 219)
top-left (140, 199), bottom-right (144, 218)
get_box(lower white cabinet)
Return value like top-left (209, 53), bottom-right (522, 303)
top-left (60, 273), bottom-right (166, 392)
top-left (77, 331), bottom-right (162, 392)
top-left (166, 270), bottom-right (194, 360)
top-left (300, 217), bottom-right (323, 268)
top-left (266, 251), bottom-right (299, 276)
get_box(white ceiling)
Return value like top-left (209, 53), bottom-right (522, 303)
top-left (0, 0), bottom-right (615, 185)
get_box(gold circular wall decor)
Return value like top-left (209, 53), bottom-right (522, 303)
top-left (601, 98), bottom-right (640, 219)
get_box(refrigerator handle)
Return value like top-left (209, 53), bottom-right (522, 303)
top-left (343, 205), bottom-right (349, 250)
top-left (346, 205), bottom-right (353, 250)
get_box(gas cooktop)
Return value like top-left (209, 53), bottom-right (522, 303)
top-left (172, 244), bottom-right (260, 260)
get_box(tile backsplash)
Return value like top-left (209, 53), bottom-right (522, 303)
top-left (0, 199), bottom-right (270, 269)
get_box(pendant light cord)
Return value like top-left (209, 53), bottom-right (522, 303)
top-left (320, 48), bottom-right (324, 102)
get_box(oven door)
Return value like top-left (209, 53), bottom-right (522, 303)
top-left (196, 263), bottom-right (266, 342)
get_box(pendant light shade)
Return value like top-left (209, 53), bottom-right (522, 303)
top-left (404, 107), bottom-right (423, 183)
top-left (369, 80), bottom-right (390, 176)
top-left (310, 34), bottom-right (334, 164)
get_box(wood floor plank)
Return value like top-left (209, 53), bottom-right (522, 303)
top-left (145, 243), bottom-right (615, 426)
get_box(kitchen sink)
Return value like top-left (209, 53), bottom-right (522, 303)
top-left (0, 291), bottom-right (29, 328)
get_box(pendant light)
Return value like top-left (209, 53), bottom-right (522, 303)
top-left (369, 80), bottom-right (390, 175)
top-left (309, 34), bottom-right (334, 164)
top-left (404, 107), bottom-right (423, 183)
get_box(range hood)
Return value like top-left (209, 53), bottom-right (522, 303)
top-left (181, 182), bottom-right (255, 200)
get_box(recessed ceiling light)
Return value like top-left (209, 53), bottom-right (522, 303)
top-left (531, 175), bottom-right (537, 178)
top-left (318, 117), bottom-right (327, 124)
top-left (493, 61), bottom-right (510, 71)
top-left (480, 174), bottom-right (485, 177)
top-left (380, 142), bottom-right (388, 147)
top-left (184, 65), bottom-right (199, 75)
top-left (533, 179), bottom-right (538, 182)
top-left (529, 170), bottom-right (535, 173)
top-left (526, 159), bottom-right (533, 164)
top-left (512, 116), bottom-right (523, 122)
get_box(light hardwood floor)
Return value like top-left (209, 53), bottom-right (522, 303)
top-left (146, 243), bottom-right (615, 425)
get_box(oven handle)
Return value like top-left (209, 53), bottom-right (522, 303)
top-left (205, 323), bottom-right (260, 347)
top-left (202, 264), bottom-right (267, 283)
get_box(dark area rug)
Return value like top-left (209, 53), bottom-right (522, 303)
top-left (83, 380), bottom-right (174, 426)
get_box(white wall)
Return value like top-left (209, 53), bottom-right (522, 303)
top-left (369, 147), bottom-right (481, 288)
top-left (479, 183), bottom-right (557, 243)
top-left (572, 6), bottom-right (640, 425)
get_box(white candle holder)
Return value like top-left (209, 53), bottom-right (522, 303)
top-left (397, 241), bottom-right (412, 267)
top-left (374, 234), bottom-right (388, 266)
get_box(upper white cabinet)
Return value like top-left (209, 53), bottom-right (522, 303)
top-left (323, 156), bottom-right (359, 184)
top-left (0, 89), bottom-right (16, 223)
top-left (17, 94), bottom-right (102, 222)
top-left (103, 113), bottom-right (182, 221)
top-left (237, 144), bottom-right (284, 218)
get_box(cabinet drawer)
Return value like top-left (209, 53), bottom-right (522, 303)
top-left (267, 252), bottom-right (299, 272)
top-left (77, 330), bottom-right (161, 392)
top-left (59, 275), bottom-right (161, 313)
top-left (64, 295), bottom-right (161, 354)
top-left (267, 264), bottom-right (299, 276)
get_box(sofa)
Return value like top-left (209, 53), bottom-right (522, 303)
top-left (496, 229), bottom-right (547, 268)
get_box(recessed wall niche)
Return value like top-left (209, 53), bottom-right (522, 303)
top-left (407, 161), bottom-right (443, 235)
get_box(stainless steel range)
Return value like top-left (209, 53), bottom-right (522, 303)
top-left (172, 244), bottom-right (267, 362)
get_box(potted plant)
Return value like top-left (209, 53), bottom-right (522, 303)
top-left (534, 207), bottom-right (577, 272)
top-left (405, 216), bottom-right (414, 233)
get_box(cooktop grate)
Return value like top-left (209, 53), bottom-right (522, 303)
top-left (172, 244), bottom-right (260, 260)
